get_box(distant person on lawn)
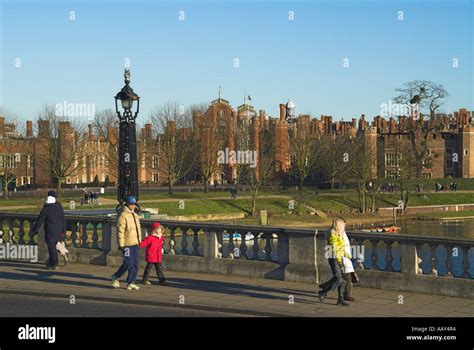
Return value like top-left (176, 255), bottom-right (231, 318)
top-left (111, 196), bottom-right (142, 291)
top-left (140, 222), bottom-right (167, 286)
top-left (32, 190), bottom-right (66, 271)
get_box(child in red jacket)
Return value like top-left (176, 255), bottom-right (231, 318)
top-left (139, 222), bottom-right (167, 285)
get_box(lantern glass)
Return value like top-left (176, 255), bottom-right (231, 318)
top-left (121, 99), bottom-right (133, 110)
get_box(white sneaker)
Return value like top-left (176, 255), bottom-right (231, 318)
top-left (111, 276), bottom-right (120, 289)
top-left (127, 283), bottom-right (140, 291)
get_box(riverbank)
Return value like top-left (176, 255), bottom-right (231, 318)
top-left (415, 210), bottom-right (474, 221)
top-left (1, 189), bottom-right (473, 232)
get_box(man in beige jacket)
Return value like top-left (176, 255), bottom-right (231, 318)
top-left (111, 196), bottom-right (142, 290)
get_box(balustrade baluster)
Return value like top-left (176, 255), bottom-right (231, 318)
top-left (8, 219), bottom-right (15, 243)
top-left (169, 228), bottom-right (176, 255)
top-left (217, 231), bottom-right (223, 258)
top-left (264, 233), bottom-right (273, 261)
top-left (181, 228), bottom-right (189, 255)
top-left (27, 220), bottom-right (35, 245)
top-left (192, 229), bottom-right (200, 256)
top-left (70, 222), bottom-right (78, 248)
top-left (445, 245), bottom-right (453, 277)
top-left (385, 241), bottom-right (394, 272)
top-left (430, 245), bottom-right (438, 275)
top-left (252, 233), bottom-right (260, 260)
top-left (0, 219), bottom-right (4, 244)
top-left (239, 232), bottom-right (248, 259)
top-left (416, 244), bottom-right (423, 274)
top-left (92, 223), bottom-right (99, 249)
top-left (228, 231), bottom-right (235, 259)
top-left (81, 223), bottom-right (89, 248)
top-left (355, 239), bottom-right (365, 269)
top-left (18, 219), bottom-right (25, 244)
top-left (370, 240), bottom-right (379, 270)
top-left (461, 246), bottom-right (470, 278)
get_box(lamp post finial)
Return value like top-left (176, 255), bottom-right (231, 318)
top-left (124, 68), bottom-right (131, 85)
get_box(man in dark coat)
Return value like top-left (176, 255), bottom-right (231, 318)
top-left (32, 190), bottom-right (67, 270)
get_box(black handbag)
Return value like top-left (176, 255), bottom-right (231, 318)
top-left (350, 272), bottom-right (360, 284)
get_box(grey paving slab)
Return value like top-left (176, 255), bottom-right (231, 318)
top-left (0, 261), bottom-right (473, 317)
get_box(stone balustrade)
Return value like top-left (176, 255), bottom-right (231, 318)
top-left (0, 213), bottom-right (472, 298)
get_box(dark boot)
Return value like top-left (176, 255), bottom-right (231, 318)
top-left (317, 290), bottom-right (326, 302)
top-left (344, 274), bottom-right (355, 302)
top-left (337, 298), bottom-right (350, 306)
top-left (337, 285), bottom-right (350, 306)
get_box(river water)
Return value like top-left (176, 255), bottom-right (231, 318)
top-left (169, 219), bottom-right (474, 278)
top-left (396, 219), bottom-right (474, 239)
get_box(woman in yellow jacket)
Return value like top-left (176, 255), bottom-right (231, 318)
top-left (317, 218), bottom-right (351, 306)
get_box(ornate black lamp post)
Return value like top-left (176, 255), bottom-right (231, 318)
top-left (114, 68), bottom-right (140, 213)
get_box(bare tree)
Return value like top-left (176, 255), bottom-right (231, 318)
top-left (36, 105), bottom-right (86, 195)
top-left (392, 141), bottom-right (418, 214)
top-left (393, 80), bottom-right (449, 178)
top-left (193, 104), bottom-right (225, 193)
top-left (232, 118), bottom-right (251, 189)
top-left (93, 109), bottom-right (119, 180)
top-left (150, 102), bottom-right (197, 194)
top-left (289, 124), bottom-right (322, 196)
top-left (348, 136), bottom-right (378, 214)
top-left (239, 129), bottom-right (277, 216)
top-left (0, 140), bottom-right (20, 199)
top-left (0, 107), bottom-right (22, 198)
top-left (320, 135), bottom-right (350, 189)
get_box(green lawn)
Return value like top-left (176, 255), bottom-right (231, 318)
top-left (142, 198), bottom-right (290, 216)
top-left (101, 191), bottom-right (257, 200)
top-left (0, 187), bottom-right (473, 217)
top-left (300, 192), bottom-right (474, 212)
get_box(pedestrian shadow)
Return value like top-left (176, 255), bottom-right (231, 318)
top-left (0, 261), bottom-right (113, 288)
top-left (1, 261), bottom-right (318, 304)
top-left (330, 196), bottom-right (359, 209)
top-left (219, 200), bottom-right (251, 215)
top-left (163, 277), bottom-right (315, 305)
top-left (12, 268), bottom-right (113, 283)
top-left (0, 261), bottom-right (47, 270)
top-left (0, 270), bottom-right (113, 290)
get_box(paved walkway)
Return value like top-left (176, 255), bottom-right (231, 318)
top-left (0, 260), bottom-right (473, 317)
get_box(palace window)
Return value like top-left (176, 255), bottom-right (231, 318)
top-left (152, 156), bottom-right (159, 169)
top-left (384, 152), bottom-right (401, 167)
top-left (152, 172), bottom-right (160, 183)
top-left (0, 154), bottom-right (17, 168)
top-left (385, 168), bottom-right (399, 179)
top-left (27, 155), bottom-right (34, 168)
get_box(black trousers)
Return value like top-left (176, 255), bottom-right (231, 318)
top-left (46, 241), bottom-right (58, 267)
top-left (319, 258), bottom-right (346, 300)
top-left (143, 262), bottom-right (166, 283)
top-left (344, 273), bottom-right (353, 298)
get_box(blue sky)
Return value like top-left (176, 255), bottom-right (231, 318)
top-left (0, 0), bottom-right (472, 125)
